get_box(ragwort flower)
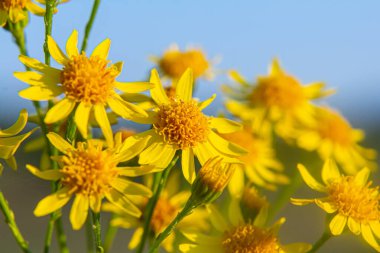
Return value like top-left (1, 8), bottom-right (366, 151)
top-left (15, 30), bottom-right (153, 146)
top-left (292, 160), bottom-right (380, 252)
top-left (27, 132), bottom-right (152, 230)
top-left (0, 0), bottom-right (44, 26)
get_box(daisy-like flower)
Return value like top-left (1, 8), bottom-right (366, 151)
top-left (219, 126), bottom-right (288, 194)
top-left (15, 30), bottom-right (153, 146)
top-left (130, 68), bottom-right (246, 183)
top-left (295, 106), bottom-right (377, 174)
top-left (224, 59), bottom-right (332, 136)
top-left (103, 172), bottom-right (209, 252)
top-left (0, 109), bottom-right (36, 171)
top-left (291, 160), bottom-right (380, 252)
top-left (0, 0), bottom-right (45, 26)
top-left (180, 199), bottom-right (311, 253)
top-left (152, 44), bottom-right (215, 81)
top-left (26, 132), bottom-right (153, 230)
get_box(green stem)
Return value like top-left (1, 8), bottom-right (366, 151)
top-left (86, 218), bottom-right (95, 253)
top-left (81, 0), bottom-right (101, 52)
top-left (0, 192), bottom-right (31, 253)
top-left (103, 216), bottom-right (118, 253)
top-left (91, 211), bottom-right (104, 253)
top-left (43, 0), bottom-right (56, 65)
top-left (55, 217), bottom-right (69, 253)
top-left (308, 230), bottom-right (332, 253)
top-left (136, 156), bottom-right (179, 253)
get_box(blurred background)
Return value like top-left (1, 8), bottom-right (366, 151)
top-left (0, 0), bottom-right (379, 252)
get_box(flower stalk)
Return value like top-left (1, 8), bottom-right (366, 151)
top-left (81, 0), bottom-right (101, 52)
top-left (91, 211), bottom-right (104, 253)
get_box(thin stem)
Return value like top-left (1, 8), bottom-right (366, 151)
top-left (308, 230), bottom-right (332, 253)
top-left (91, 211), bottom-right (104, 253)
top-left (86, 218), bottom-right (95, 253)
top-left (55, 217), bottom-right (69, 253)
top-left (81, 0), bottom-right (101, 52)
top-left (43, 0), bottom-right (56, 65)
top-left (0, 192), bottom-right (31, 253)
top-left (103, 216), bottom-right (118, 253)
top-left (136, 156), bottom-right (179, 253)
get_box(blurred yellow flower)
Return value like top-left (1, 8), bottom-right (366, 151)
top-left (0, 0), bottom-right (45, 26)
top-left (15, 30), bottom-right (153, 146)
top-left (27, 132), bottom-right (153, 230)
top-left (292, 160), bottom-right (380, 252)
top-left (130, 68), bottom-right (245, 183)
top-left (295, 107), bottom-right (377, 174)
top-left (224, 59), bottom-right (332, 137)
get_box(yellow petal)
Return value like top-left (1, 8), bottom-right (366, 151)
top-left (228, 166), bottom-right (244, 197)
top-left (354, 167), bottom-right (370, 187)
top-left (14, 71), bottom-right (60, 87)
top-left (47, 132), bottom-right (74, 153)
top-left (348, 217), bottom-right (361, 235)
top-left (5, 156), bottom-right (17, 171)
top-left (290, 198), bottom-right (315, 206)
top-left (75, 103), bottom-right (92, 139)
top-left (321, 159), bottom-right (341, 185)
top-left (94, 104), bottom-right (114, 147)
top-left (198, 94), bottom-right (216, 111)
top-left (34, 187), bottom-right (71, 216)
top-left (128, 227), bottom-right (143, 250)
top-left (0, 109), bottom-right (28, 137)
top-left (370, 221), bottom-right (380, 239)
top-left (26, 2), bottom-right (45, 15)
top-left (297, 164), bottom-right (326, 192)
top-left (229, 70), bottom-right (249, 86)
top-left (329, 214), bottom-right (347, 235)
top-left (19, 86), bottom-right (62, 101)
top-left (70, 194), bottom-right (89, 230)
top-left (362, 223), bottom-right (380, 252)
top-left (0, 129), bottom-right (37, 159)
top-left (26, 164), bottom-right (62, 181)
top-left (0, 10), bottom-right (7, 27)
top-left (9, 8), bottom-right (25, 23)
top-left (105, 189), bottom-right (141, 217)
top-left (228, 198), bottom-right (244, 227)
top-left (117, 165), bottom-right (161, 177)
top-left (18, 55), bottom-right (58, 73)
top-left (139, 141), bottom-right (176, 168)
top-left (89, 196), bottom-right (101, 213)
top-left (113, 61), bottom-right (123, 76)
top-left (269, 58), bottom-right (284, 76)
top-left (45, 98), bottom-right (76, 124)
top-left (281, 243), bottom-right (312, 253)
top-left (207, 131), bottom-right (247, 156)
top-left (315, 199), bottom-right (337, 213)
top-left (182, 148), bottom-right (195, 183)
top-left (66, 30), bottom-right (79, 58)
top-left (48, 35), bottom-right (68, 65)
top-left (112, 178), bottom-right (152, 197)
top-left (206, 205), bottom-right (229, 232)
top-left (115, 82), bottom-right (155, 93)
top-left (149, 69), bottom-right (169, 105)
top-left (116, 131), bottom-right (152, 161)
top-left (209, 117), bottom-right (242, 134)
top-left (91, 38), bottom-right (111, 59)
top-left (175, 68), bottom-right (193, 101)
top-left (107, 95), bottom-right (148, 119)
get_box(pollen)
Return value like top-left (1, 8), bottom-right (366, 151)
top-left (60, 141), bottom-right (119, 197)
top-left (61, 53), bottom-right (118, 105)
top-left (0, 0), bottom-right (26, 10)
top-left (159, 50), bottom-right (209, 79)
top-left (327, 176), bottom-right (380, 222)
top-left (222, 224), bottom-right (280, 253)
top-left (150, 196), bottom-right (178, 234)
top-left (251, 74), bottom-right (305, 110)
top-left (318, 110), bottom-right (353, 146)
top-left (154, 99), bottom-right (209, 149)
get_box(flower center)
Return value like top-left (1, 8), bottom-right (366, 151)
top-left (61, 53), bottom-right (118, 105)
top-left (60, 142), bottom-right (118, 197)
top-left (327, 176), bottom-right (380, 222)
top-left (318, 110), bottom-right (353, 146)
top-left (251, 75), bottom-right (305, 109)
top-left (159, 50), bottom-right (209, 79)
top-left (0, 0), bottom-right (26, 10)
top-left (154, 99), bottom-right (209, 149)
top-left (150, 197), bottom-right (178, 234)
top-left (222, 224), bottom-right (280, 253)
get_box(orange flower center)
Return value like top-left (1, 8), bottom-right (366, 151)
top-left (222, 224), bottom-right (280, 253)
top-left (154, 99), bottom-right (209, 149)
top-left (318, 110), bottom-right (353, 146)
top-left (327, 176), bottom-right (380, 222)
top-left (60, 142), bottom-right (118, 197)
top-left (159, 50), bottom-right (209, 79)
top-left (150, 197), bottom-right (178, 234)
top-left (251, 74), bottom-right (305, 110)
top-left (61, 53), bottom-right (118, 105)
top-left (0, 0), bottom-right (26, 10)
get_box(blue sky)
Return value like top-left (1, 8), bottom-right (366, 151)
top-left (1, 0), bottom-right (379, 127)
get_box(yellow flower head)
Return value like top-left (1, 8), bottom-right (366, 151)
top-left (130, 68), bottom-right (246, 183)
top-left (295, 107), bottom-right (377, 174)
top-left (220, 127), bottom-right (288, 194)
top-left (154, 45), bottom-right (212, 81)
top-left (292, 159), bottom-right (380, 252)
top-left (224, 59), bottom-right (332, 136)
top-left (15, 30), bottom-right (154, 146)
top-left (0, 109), bottom-right (36, 171)
top-left (0, 0), bottom-right (45, 26)
top-left (180, 200), bottom-right (311, 253)
top-left (27, 132), bottom-right (153, 230)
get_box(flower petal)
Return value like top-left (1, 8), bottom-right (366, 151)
top-left (19, 86), bottom-right (63, 101)
top-left (47, 132), bottom-right (74, 153)
top-left (297, 164), bottom-right (326, 192)
top-left (321, 159), bottom-right (341, 185)
top-left (206, 205), bottom-right (229, 232)
top-left (362, 223), bottom-right (380, 252)
top-left (207, 131), bottom-right (247, 157)
top-left (209, 117), bottom-right (242, 134)
top-left (175, 68), bottom-right (193, 101)
top-left (75, 103), bottom-right (92, 139)
top-left (70, 194), bottom-right (89, 230)
top-left (91, 38), bottom-right (111, 59)
top-left (112, 178), bottom-right (152, 197)
top-left (45, 98), bottom-right (76, 124)
top-left (139, 142), bottom-right (176, 168)
top-left (198, 94), bottom-right (216, 111)
top-left (34, 187), bottom-right (71, 216)
top-left (348, 217), bottom-right (361, 235)
top-left (354, 167), bottom-right (370, 187)
top-left (66, 30), bottom-right (79, 58)
top-left (182, 148), bottom-right (195, 183)
top-left (329, 214), bottom-right (347, 235)
top-left (0, 109), bottom-right (28, 137)
top-left (26, 164), bottom-right (62, 181)
top-left (149, 69), bottom-right (169, 105)
top-left (115, 82), bottom-right (155, 93)
top-left (48, 35), bottom-right (68, 65)
top-left (94, 104), bottom-right (114, 147)
top-left (290, 198), bottom-right (315, 206)
top-left (315, 199), bottom-right (337, 213)
top-left (105, 189), bottom-right (141, 217)
top-left (107, 95), bottom-right (148, 119)
top-left (228, 166), bottom-right (244, 197)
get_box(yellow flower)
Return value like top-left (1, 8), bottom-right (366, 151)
top-left (295, 107), bottom-right (377, 174)
top-left (224, 59), bottom-right (332, 136)
top-left (292, 159), bottom-right (380, 252)
top-left (27, 132), bottom-right (153, 230)
top-left (103, 172), bottom-right (209, 252)
top-left (15, 30), bottom-right (153, 146)
top-left (130, 68), bottom-right (245, 183)
top-left (153, 44), bottom-right (214, 81)
top-left (180, 200), bottom-right (310, 253)
top-left (220, 127), bottom-right (288, 194)
top-left (0, 0), bottom-right (45, 26)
